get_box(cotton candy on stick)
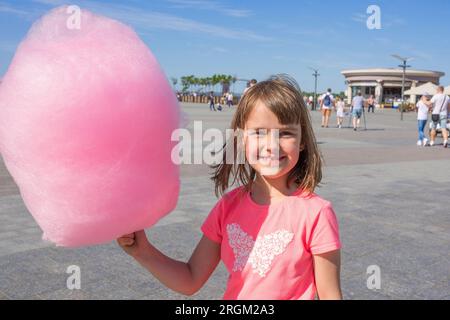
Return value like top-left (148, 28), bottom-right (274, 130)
top-left (0, 6), bottom-right (181, 247)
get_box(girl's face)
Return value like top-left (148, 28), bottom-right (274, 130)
top-left (244, 100), bottom-right (302, 180)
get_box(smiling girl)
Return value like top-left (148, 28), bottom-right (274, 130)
top-left (118, 75), bottom-right (342, 300)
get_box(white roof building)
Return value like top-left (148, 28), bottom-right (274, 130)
top-left (341, 68), bottom-right (445, 105)
top-left (404, 82), bottom-right (438, 96)
top-left (444, 85), bottom-right (450, 95)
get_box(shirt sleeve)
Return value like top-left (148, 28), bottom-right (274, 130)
top-left (308, 203), bottom-right (342, 255)
top-left (201, 198), bottom-right (224, 244)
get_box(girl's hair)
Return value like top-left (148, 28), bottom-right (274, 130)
top-left (210, 74), bottom-right (322, 197)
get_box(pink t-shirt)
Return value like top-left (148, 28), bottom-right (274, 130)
top-left (201, 186), bottom-right (341, 300)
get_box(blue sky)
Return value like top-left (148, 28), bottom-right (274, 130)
top-left (1, 0), bottom-right (449, 93)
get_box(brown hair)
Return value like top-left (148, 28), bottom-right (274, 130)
top-left (210, 74), bottom-right (322, 197)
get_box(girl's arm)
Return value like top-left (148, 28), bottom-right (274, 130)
top-left (313, 249), bottom-right (342, 300)
top-left (117, 231), bottom-right (221, 296)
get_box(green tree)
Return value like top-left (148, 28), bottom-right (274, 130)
top-left (199, 77), bottom-right (207, 93)
top-left (170, 77), bottom-right (178, 90)
top-left (219, 74), bottom-right (233, 94)
top-left (211, 74), bottom-right (220, 93)
top-left (180, 74), bottom-right (237, 94)
top-left (206, 77), bottom-right (213, 92)
top-left (180, 76), bottom-right (189, 92)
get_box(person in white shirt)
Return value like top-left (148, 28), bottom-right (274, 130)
top-left (308, 96), bottom-right (313, 109)
top-left (416, 94), bottom-right (431, 146)
top-left (335, 97), bottom-right (346, 129)
top-left (226, 92), bottom-right (233, 107)
top-left (425, 86), bottom-right (449, 147)
top-left (319, 88), bottom-right (334, 128)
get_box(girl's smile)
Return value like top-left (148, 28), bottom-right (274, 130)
top-left (257, 154), bottom-right (287, 167)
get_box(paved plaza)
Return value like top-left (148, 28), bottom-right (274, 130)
top-left (0, 103), bottom-right (449, 300)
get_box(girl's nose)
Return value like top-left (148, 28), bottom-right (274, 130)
top-left (262, 130), bottom-right (280, 155)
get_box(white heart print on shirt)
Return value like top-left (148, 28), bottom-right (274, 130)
top-left (226, 223), bottom-right (294, 277)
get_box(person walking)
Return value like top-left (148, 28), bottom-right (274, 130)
top-left (308, 96), bottom-right (314, 110)
top-left (208, 91), bottom-right (216, 111)
top-left (426, 86), bottom-right (449, 147)
top-left (227, 92), bottom-right (233, 107)
top-left (416, 94), bottom-right (431, 146)
top-left (335, 97), bottom-right (346, 129)
top-left (320, 88), bottom-right (334, 128)
top-left (351, 91), bottom-right (364, 131)
top-left (367, 95), bottom-right (375, 113)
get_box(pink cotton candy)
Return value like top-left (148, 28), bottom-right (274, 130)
top-left (0, 6), bottom-right (181, 247)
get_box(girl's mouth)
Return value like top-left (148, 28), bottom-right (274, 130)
top-left (258, 155), bottom-right (287, 165)
top-left (258, 155), bottom-right (286, 160)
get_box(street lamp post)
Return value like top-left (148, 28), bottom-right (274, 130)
top-left (392, 54), bottom-right (413, 121)
top-left (309, 67), bottom-right (320, 111)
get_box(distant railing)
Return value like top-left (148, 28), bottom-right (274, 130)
top-left (177, 94), bottom-right (240, 105)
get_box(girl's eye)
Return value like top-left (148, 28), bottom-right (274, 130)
top-left (280, 131), bottom-right (293, 137)
top-left (248, 130), bottom-right (267, 136)
top-left (257, 130), bottom-right (267, 136)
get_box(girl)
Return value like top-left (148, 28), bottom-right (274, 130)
top-left (416, 94), bottom-right (431, 146)
top-left (336, 97), bottom-right (346, 129)
top-left (117, 75), bottom-right (342, 300)
top-left (367, 95), bottom-right (375, 113)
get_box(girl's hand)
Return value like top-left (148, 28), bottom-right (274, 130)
top-left (117, 230), bottom-right (150, 258)
top-left (118, 233), bottom-right (221, 296)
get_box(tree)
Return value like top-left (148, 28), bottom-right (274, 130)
top-left (179, 74), bottom-right (236, 94)
top-left (206, 77), bottom-right (213, 92)
top-left (211, 74), bottom-right (220, 93)
top-left (187, 75), bottom-right (195, 92)
top-left (180, 75), bottom-right (194, 92)
top-left (232, 75), bottom-right (237, 94)
top-left (199, 77), bottom-right (207, 92)
top-left (192, 76), bottom-right (199, 92)
top-left (170, 77), bottom-right (178, 90)
top-left (180, 76), bottom-right (189, 92)
top-left (220, 74), bottom-right (233, 94)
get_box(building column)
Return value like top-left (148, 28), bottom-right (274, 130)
top-left (346, 86), bottom-right (352, 104)
top-left (409, 81), bottom-right (417, 103)
top-left (375, 80), bottom-right (383, 105)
